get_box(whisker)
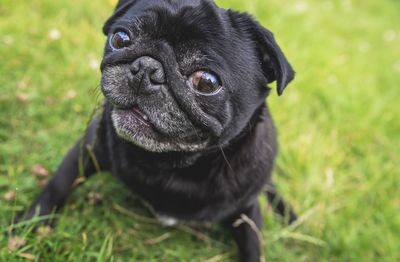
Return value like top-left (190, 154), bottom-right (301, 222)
top-left (219, 146), bottom-right (234, 172)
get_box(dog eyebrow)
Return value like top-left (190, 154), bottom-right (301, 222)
top-left (128, 17), bottom-right (145, 30)
top-left (110, 17), bottom-right (144, 35)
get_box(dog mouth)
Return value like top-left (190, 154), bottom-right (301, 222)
top-left (127, 106), bottom-right (151, 126)
top-left (113, 104), bottom-right (152, 127)
top-left (111, 104), bottom-right (160, 148)
top-left (110, 103), bottom-right (211, 152)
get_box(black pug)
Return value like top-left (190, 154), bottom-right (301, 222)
top-left (18, 0), bottom-right (297, 261)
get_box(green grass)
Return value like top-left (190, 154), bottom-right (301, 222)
top-left (1, 0), bottom-right (399, 261)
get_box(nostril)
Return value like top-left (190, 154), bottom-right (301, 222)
top-left (130, 60), bottom-right (141, 74)
top-left (149, 68), bottom-right (166, 84)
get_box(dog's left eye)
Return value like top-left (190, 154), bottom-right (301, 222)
top-left (189, 71), bottom-right (222, 95)
top-left (110, 31), bottom-right (131, 50)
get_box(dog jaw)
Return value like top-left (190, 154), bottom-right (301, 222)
top-left (111, 109), bottom-right (210, 152)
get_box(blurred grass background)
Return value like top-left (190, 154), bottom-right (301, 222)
top-left (0, 0), bottom-right (399, 261)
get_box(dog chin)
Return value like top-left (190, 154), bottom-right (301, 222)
top-left (111, 109), bottom-right (210, 153)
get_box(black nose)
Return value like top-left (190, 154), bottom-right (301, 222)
top-left (130, 56), bottom-right (165, 93)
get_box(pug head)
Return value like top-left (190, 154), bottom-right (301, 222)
top-left (100, 0), bottom-right (294, 153)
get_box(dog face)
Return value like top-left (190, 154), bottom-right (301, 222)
top-left (100, 0), bottom-right (294, 152)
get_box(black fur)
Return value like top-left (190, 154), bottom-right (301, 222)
top-left (18, 1), bottom-right (297, 261)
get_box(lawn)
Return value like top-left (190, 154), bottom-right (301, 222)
top-left (0, 0), bottom-right (399, 261)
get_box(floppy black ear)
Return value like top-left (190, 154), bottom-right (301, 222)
top-left (231, 12), bottom-right (295, 95)
top-left (252, 22), bottom-right (295, 95)
top-left (103, 0), bottom-right (137, 35)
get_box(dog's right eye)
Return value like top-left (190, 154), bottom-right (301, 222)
top-left (110, 31), bottom-right (131, 50)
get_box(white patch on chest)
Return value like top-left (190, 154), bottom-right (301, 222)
top-left (157, 214), bottom-right (179, 227)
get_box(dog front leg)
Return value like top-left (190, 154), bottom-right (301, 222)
top-left (226, 202), bottom-right (265, 262)
top-left (16, 117), bottom-right (109, 223)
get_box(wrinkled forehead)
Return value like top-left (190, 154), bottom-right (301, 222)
top-left (110, 0), bottom-right (228, 47)
top-left (134, 0), bottom-right (204, 10)
top-left (125, 0), bottom-right (216, 17)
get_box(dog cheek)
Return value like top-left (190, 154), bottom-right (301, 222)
top-left (101, 66), bottom-right (128, 90)
top-left (101, 66), bottom-right (134, 103)
top-left (195, 94), bottom-right (231, 129)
